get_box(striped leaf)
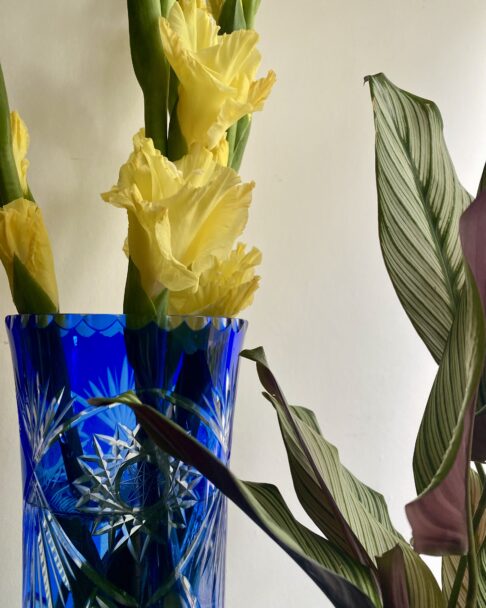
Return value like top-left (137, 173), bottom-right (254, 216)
top-left (242, 347), bottom-right (444, 608)
top-left (459, 191), bottom-right (486, 461)
top-left (367, 73), bottom-right (472, 363)
top-left (91, 395), bottom-right (381, 608)
top-left (441, 470), bottom-right (486, 606)
top-left (406, 266), bottom-right (485, 555)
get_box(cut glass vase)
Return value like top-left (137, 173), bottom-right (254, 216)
top-left (6, 314), bottom-right (247, 608)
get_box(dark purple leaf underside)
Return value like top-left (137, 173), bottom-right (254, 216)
top-left (405, 405), bottom-right (474, 555)
top-left (460, 191), bottom-right (486, 462)
top-left (376, 546), bottom-right (410, 608)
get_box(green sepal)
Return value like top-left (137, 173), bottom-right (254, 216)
top-left (168, 68), bottom-right (179, 116)
top-left (167, 108), bottom-right (188, 161)
top-left (153, 288), bottom-right (169, 327)
top-left (230, 114), bottom-right (252, 171)
top-left (226, 122), bottom-right (237, 167)
top-left (124, 257), bottom-right (156, 316)
top-left (219, 0), bottom-right (247, 33)
top-left (12, 255), bottom-right (58, 314)
top-left (160, 0), bottom-right (175, 17)
top-left (0, 64), bottom-right (23, 206)
top-left (124, 257), bottom-right (170, 329)
top-left (242, 0), bottom-right (261, 29)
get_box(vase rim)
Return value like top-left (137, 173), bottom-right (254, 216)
top-left (5, 313), bottom-right (248, 334)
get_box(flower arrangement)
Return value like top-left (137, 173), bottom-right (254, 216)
top-left (0, 0), bottom-right (275, 320)
top-left (98, 63), bottom-right (486, 608)
top-left (2, 2), bottom-right (486, 608)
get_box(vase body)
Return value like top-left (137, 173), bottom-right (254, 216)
top-left (6, 314), bottom-right (247, 608)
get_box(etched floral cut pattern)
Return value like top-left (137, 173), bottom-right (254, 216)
top-left (7, 314), bottom-right (247, 608)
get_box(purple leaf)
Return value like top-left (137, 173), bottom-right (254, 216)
top-left (376, 545), bottom-right (410, 608)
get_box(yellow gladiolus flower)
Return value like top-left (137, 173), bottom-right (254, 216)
top-left (169, 243), bottom-right (261, 316)
top-left (206, 0), bottom-right (224, 20)
top-left (212, 136), bottom-right (229, 166)
top-left (0, 198), bottom-right (59, 308)
top-left (102, 131), bottom-right (255, 302)
top-left (10, 111), bottom-right (30, 195)
top-left (160, 0), bottom-right (276, 151)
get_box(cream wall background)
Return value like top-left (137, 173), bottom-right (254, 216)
top-left (0, 1), bottom-right (485, 606)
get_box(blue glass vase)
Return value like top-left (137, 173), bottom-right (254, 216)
top-left (6, 314), bottom-right (247, 608)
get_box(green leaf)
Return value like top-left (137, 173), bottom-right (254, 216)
top-left (406, 267), bottom-right (485, 555)
top-left (12, 255), bottom-right (58, 314)
top-left (366, 73), bottom-right (472, 363)
top-left (441, 470), bottom-right (486, 606)
top-left (90, 395), bottom-right (380, 608)
top-left (0, 64), bottom-right (23, 205)
top-left (242, 347), bottom-right (444, 607)
top-left (219, 0), bottom-right (247, 33)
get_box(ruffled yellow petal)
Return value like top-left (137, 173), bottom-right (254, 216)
top-left (0, 198), bottom-right (58, 307)
top-left (103, 134), bottom-right (255, 302)
top-left (102, 129), bottom-right (182, 208)
top-left (127, 202), bottom-right (198, 297)
top-left (10, 111), bottom-right (30, 195)
top-left (169, 0), bottom-right (219, 52)
top-left (160, 1), bottom-right (276, 150)
top-left (169, 243), bottom-right (261, 316)
top-left (211, 136), bottom-right (229, 166)
top-left (206, 0), bottom-right (224, 20)
top-left (169, 145), bottom-right (254, 266)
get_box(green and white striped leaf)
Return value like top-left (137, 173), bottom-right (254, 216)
top-left (406, 267), bottom-right (485, 555)
top-left (367, 73), bottom-right (472, 363)
top-left (242, 348), bottom-right (444, 608)
top-left (441, 470), bottom-right (486, 606)
top-left (91, 395), bottom-right (381, 608)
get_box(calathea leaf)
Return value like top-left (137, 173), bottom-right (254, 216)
top-left (366, 73), bottom-right (472, 363)
top-left (241, 347), bottom-right (375, 569)
top-left (459, 191), bottom-right (486, 461)
top-left (90, 395), bottom-right (381, 608)
top-left (241, 348), bottom-right (444, 608)
top-left (406, 264), bottom-right (485, 555)
top-left (477, 162), bottom-right (486, 197)
top-left (441, 470), bottom-right (486, 607)
top-left (376, 546), bottom-right (410, 608)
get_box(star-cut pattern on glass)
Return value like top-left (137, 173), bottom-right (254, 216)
top-left (73, 421), bottom-right (204, 557)
top-left (166, 457), bottom-right (203, 529)
top-left (74, 423), bottom-right (155, 561)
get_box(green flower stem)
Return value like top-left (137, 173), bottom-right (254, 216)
top-left (0, 64), bottom-right (22, 205)
top-left (127, 0), bottom-right (169, 155)
top-left (242, 0), bottom-right (261, 28)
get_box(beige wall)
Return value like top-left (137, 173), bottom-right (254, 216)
top-left (0, 1), bottom-right (485, 606)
